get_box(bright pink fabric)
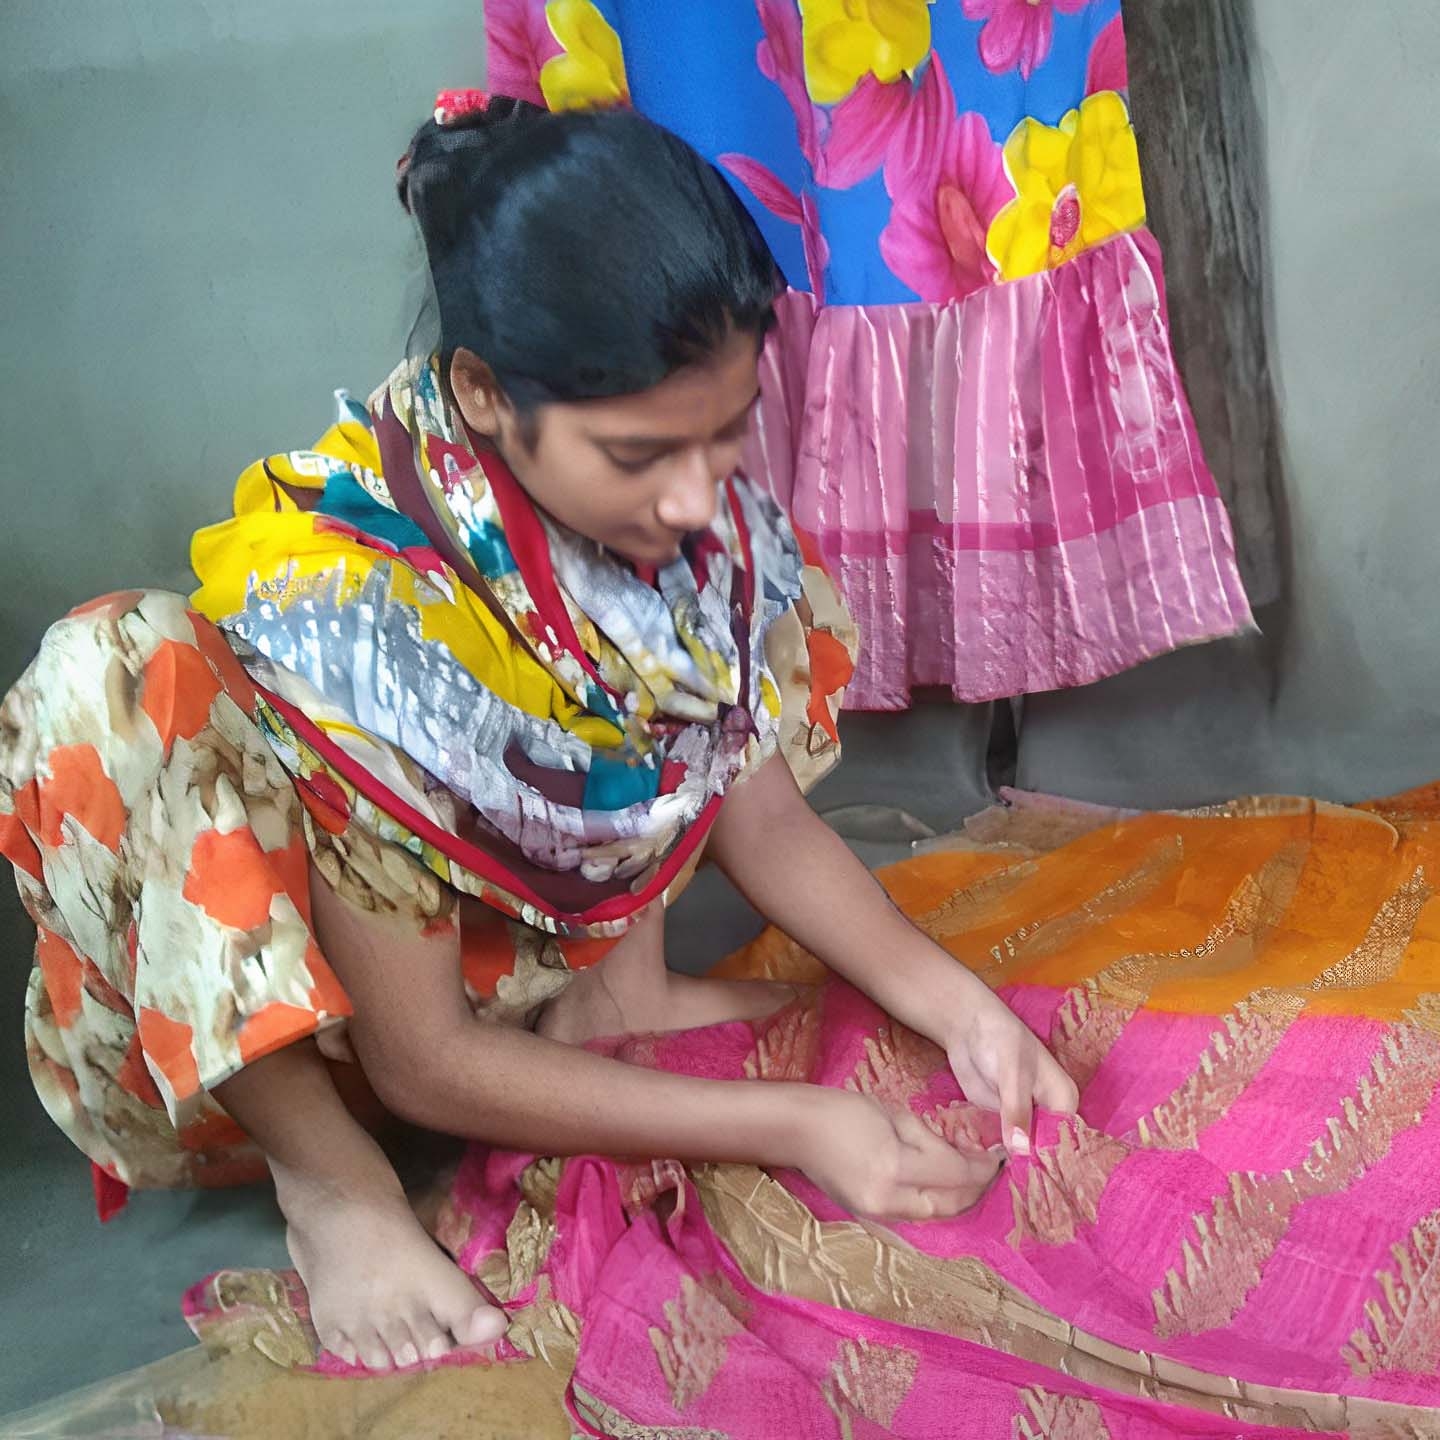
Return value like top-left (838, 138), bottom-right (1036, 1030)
top-left (743, 231), bottom-right (1254, 709)
top-left (422, 980), bottom-right (1435, 1434)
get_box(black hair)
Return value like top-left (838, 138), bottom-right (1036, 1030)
top-left (398, 97), bottom-right (784, 412)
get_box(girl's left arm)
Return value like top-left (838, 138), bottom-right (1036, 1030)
top-left (708, 754), bottom-right (1078, 1155)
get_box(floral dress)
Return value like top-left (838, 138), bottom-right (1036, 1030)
top-left (487, 0), bottom-right (1253, 707)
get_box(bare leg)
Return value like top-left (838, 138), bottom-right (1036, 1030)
top-left (215, 1041), bottom-right (507, 1371)
top-left (537, 906), bottom-right (801, 1046)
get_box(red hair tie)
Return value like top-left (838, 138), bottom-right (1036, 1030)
top-left (434, 88), bottom-right (491, 126)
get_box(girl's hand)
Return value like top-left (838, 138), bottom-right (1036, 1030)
top-left (944, 983), bottom-right (1079, 1158)
top-left (795, 1089), bottom-right (1003, 1221)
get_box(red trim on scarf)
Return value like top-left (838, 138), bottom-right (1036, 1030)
top-left (259, 686), bottom-right (722, 928)
top-left (91, 1161), bottom-right (130, 1222)
top-left (472, 447), bottom-right (611, 694)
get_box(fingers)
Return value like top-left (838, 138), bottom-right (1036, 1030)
top-left (998, 1049), bottom-right (1037, 1157)
top-left (892, 1109), bottom-right (999, 1191)
top-left (948, 1051), bottom-right (1000, 1112)
top-left (1034, 1047), bottom-right (1080, 1115)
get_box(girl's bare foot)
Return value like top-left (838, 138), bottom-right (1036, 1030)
top-left (278, 1169), bottom-right (507, 1370)
top-left (655, 973), bottom-right (801, 1031)
top-left (537, 939), bottom-right (801, 1046)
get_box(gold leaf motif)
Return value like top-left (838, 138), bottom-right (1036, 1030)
top-left (1344, 1208), bottom-right (1440, 1377)
top-left (1050, 956), bottom-right (1161, 1092)
top-left (503, 1274), bottom-right (580, 1368)
top-left (1008, 1118), bottom-right (1128, 1249)
top-left (1003, 834), bottom-right (1184, 966)
top-left (1309, 867), bottom-right (1431, 991)
top-left (620, 1157), bottom-right (689, 1215)
top-left (912, 858), bottom-right (1039, 940)
top-left (503, 1198), bottom-right (555, 1300)
top-left (821, 1337), bottom-right (919, 1437)
top-left (1138, 992), bottom-right (1306, 1151)
top-left (1013, 1386), bottom-right (1114, 1440)
top-left (845, 1022), bottom-right (946, 1108)
top-left (570, 1385), bottom-right (728, 1439)
top-left (744, 993), bottom-right (821, 1082)
top-left (649, 1274), bottom-right (745, 1411)
top-left (1154, 1010), bottom-right (1440, 1337)
top-left (468, 1157), bottom-right (563, 1304)
top-left (1050, 842), bottom-right (1305, 1093)
top-left (192, 1269), bottom-right (317, 1370)
top-left (925, 1100), bottom-right (990, 1152)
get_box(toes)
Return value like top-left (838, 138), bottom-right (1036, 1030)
top-left (378, 1319), bottom-right (419, 1370)
top-left (410, 1313), bottom-right (453, 1362)
top-left (323, 1331), bottom-right (360, 1368)
top-left (351, 1327), bottom-right (394, 1372)
top-left (442, 1297), bottom-right (508, 1349)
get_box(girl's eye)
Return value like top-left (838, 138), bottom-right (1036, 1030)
top-left (609, 453), bottom-right (662, 475)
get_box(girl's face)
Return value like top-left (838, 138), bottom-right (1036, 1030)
top-left (450, 329), bottom-right (761, 568)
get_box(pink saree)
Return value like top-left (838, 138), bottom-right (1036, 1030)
top-left (157, 789), bottom-right (1440, 1438)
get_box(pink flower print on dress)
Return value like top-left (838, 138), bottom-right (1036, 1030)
top-left (1084, 12), bottom-right (1128, 94)
top-left (484, 0), bottom-right (561, 108)
top-left (718, 155), bottom-right (831, 301)
top-left (756, 0), bottom-right (912, 190)
top-left (961, 0), bottom-right (1093, 82)
top-left (879, 57), bottom-right (1011, 301)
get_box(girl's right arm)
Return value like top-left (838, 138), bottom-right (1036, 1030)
top-left (310, 877), bottom-right (996, 1221)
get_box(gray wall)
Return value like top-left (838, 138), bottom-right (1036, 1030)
top-left (1, 1), bottom-right (481, 665)
top-left (1018, 1), bottom-right (1440, 808)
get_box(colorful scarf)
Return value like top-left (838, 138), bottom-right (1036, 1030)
top-left (191, 356), bottom-right (855, 937)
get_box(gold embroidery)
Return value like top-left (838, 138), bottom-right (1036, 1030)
top-left (1008, 1118), bottom-right (1128, 1249)
top-left (570, 1383), bottom-right (726, 1439)
top-left (821, 1337), bottom-right (919, 1437)
top-left (1344, 1208), bottom-right (1440, 1377)
top-left (502, 1273), bottom-right (581, 1368)
top-left (1309, 867), bottom-right (1431, 991)
top-left (912, 858), bottom-right (1039, 940)
top-left (1003, 834), bottom-right (1184, 967)
top-left (1140, 865), bottom-right (1430, 1151)
top-left (1154, 1008), bottom-right (1440, 1337)
top-left (690, 1166), bottom-right (1425, 1435)
top-left (845, 1022), bottom-right (946, 1108)
top-left (744, 993), bottom-right (821, 1082)
top-left (1138, 992), bottom-right (1306, 1150)
top-left (694, 1163), bottom-right (1041, 1340)
top-left (925, 1099), bottom-right (990, 1152)
top-left (502, 1196), bottom-right (555, 1299)
top-left (1050, 955), bottom-right (1161, 1092)
top-left (1013, 1386), bottom-right (1113, 1440)
top-left (194, 1269), bottom-right (317, 1370)
top-left (1051, 842), bottom-right (1305, 1091)
top-left (621, 1157), bottom-right (689, 1215)
top-left (650, 1275), bottom-right (745, 1411)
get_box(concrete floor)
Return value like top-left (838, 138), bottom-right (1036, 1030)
top-left (0, 704), bottom-right (992, 1417)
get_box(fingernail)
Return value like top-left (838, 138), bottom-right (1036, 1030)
top-left (1010, 1127), bottom-right (1031, 1155)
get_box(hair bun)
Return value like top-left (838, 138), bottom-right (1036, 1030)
top-left (396, 94), bottom-right (545, 215)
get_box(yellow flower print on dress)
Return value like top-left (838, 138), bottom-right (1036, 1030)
top-left (800, 0), bottom-right (933, 106)
top-left (540, 0), bottom-right (630, 112)
top-left (986, 90), bottom-right (1146, 282)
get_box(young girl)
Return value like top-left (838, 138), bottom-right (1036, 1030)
top-left (0, 95), bottom-right (1075, 1375)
